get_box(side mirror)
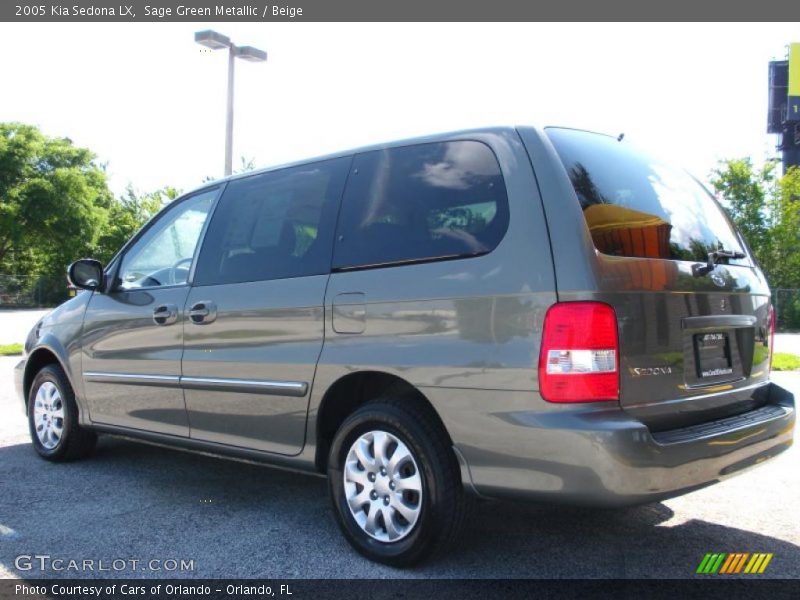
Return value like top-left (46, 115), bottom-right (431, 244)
top-left (67, 259), bottom-right (105, 292)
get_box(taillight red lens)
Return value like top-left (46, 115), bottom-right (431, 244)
top-left (538, 302), bottom-right (619, 403)
top-left (769, 305), bottom-right (776, 373)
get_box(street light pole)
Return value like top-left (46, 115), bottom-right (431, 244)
top-left (195, 30), bottom-right (267, 177)
top-left (225, 45), bottom-right (236, 176)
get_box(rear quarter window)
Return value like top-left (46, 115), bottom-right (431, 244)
top-left (546, 128), bottom-right (748, 265)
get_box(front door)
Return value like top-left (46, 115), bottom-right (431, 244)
top-left (181, 157), bottom-right (350, 454)
top-left (81, 188), bottom-right (219, 436)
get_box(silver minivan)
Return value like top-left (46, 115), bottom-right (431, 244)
top-left (16, 127), bottom-right (795, 565)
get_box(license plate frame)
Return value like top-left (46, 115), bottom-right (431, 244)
top-left (694, 332), bottom-right (733, 379)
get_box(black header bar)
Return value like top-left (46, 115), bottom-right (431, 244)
top-left (3, 0), bottom-right (800, 22)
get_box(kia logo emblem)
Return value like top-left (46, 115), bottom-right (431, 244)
top-left (710, 271), bottom-right (727, 287)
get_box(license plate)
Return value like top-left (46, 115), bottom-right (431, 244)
top-left (695, 332), bottom-right (733, 378)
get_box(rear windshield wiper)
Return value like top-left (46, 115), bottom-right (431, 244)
top-left (692, 249), bottom-right (746, 277)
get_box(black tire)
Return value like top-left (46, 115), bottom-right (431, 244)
top-left (327, 397), bottom-right (466, 566)
top-left (28, 364), bottom-right (97, 462)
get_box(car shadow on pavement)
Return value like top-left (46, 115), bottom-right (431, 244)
top-left (448, 500), bottom-right (800, 578)
top-left (0, 436), bottom-right (798, 579)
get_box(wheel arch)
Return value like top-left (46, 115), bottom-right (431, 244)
top-left (314, 371), bottom-right (454, 473)
top-left (23, 345), bottom-right (73, 409)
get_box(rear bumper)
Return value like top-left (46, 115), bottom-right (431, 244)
top-left (453, 382), bottom-right (794, 506)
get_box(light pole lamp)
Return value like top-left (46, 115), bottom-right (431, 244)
top-left (195, 30), bottom-right (267, 176)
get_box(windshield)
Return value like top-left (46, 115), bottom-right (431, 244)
top-left (546, 128), bottom-right (748, 265)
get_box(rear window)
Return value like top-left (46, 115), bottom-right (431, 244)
top-left (546, 128), bottom-right (747, 264)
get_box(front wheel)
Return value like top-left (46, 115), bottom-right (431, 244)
top-left (327, 398), bottom-right (466, 566)
top-left (28, 364), bottom-right (97, 461)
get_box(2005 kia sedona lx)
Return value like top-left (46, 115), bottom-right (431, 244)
top-left (16, 127), bottom-right (795, 565)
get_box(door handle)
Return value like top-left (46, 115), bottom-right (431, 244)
top-left (153, 304), bottom-right (178, 326)
top-left (188, 301), bottom-right (217, 325)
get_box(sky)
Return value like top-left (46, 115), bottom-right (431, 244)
top-left (0, 22), bottom-right (795, 197)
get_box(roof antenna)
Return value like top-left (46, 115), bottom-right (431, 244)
top-left (617, 132), bottom-right (625, 142)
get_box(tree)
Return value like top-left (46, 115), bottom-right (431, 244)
top-left (711, 159), bottom-right (800, 287)
top-left (94, 185), bottom-right (179, 263)
top-left (0, 122), bottom-right (112, 276)
top-left (203, 156), bottom-right (257, 182)
top-left (237, 156), bottom-right (256, 173)
top-left (709, 158), bottom-right (774, 261)
top-left (711, 159), bottom-right (800, 329)
top-left (768, 167), bottom-right (800, 330)
top-left (765, 166), bottom-right (800, 288)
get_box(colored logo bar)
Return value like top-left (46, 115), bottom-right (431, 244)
top-left (696, 553), bottom-right (773, 574)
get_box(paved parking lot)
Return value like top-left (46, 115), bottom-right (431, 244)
top-left (0, 310), bottom-right (798, 579)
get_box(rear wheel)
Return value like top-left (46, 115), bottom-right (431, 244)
top-left (327, 398), bottom-right (465, 566)
top-left (28, 364), bottom-right (96, 461)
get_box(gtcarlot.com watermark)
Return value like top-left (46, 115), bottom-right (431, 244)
top-left (15, 554), bottom-right (195, 573)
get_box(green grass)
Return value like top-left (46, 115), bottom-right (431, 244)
top-left (753, 344), bottom-right (769, 366)
top-left (0, 343), bottom-right (23, 356)
top-left (773, 352), bottom-right (800, 371)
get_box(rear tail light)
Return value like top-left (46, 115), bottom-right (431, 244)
top-left (538, 302), bottom-right (619, 403)
top-left (768, 304), bottom-right (776, 373)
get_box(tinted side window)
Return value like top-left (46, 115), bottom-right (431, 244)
top-left (118, 189), bottom-right (217, 290)
top-left (546, 128), bottom-right (747, 264)
top-left (193, 157), bottom-right (350, 286)
top-left (333, 141), bottom-right (509, 270)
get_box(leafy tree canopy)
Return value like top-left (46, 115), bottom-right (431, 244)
top-left (0, 122), bottom-right (182, 303)
top-left (710, 158), bottom-right (800, 290)
top-left (94, 185), bottom-right (179, 263)
top-left (0, 122), bottom-right (112, 275)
